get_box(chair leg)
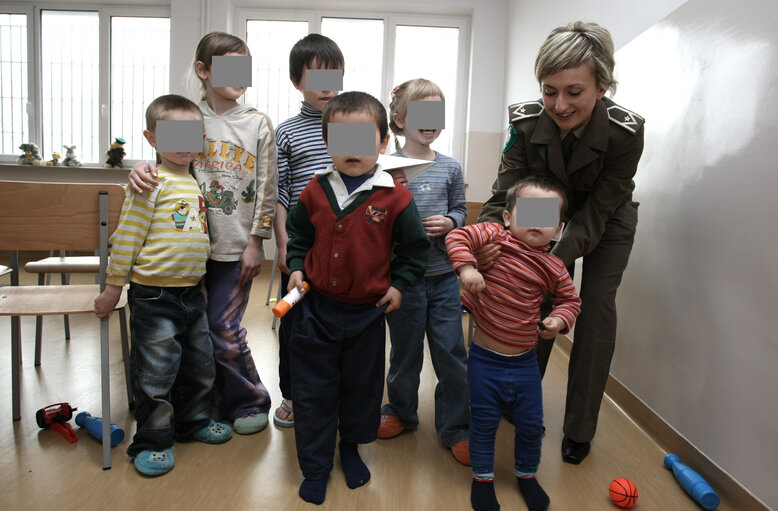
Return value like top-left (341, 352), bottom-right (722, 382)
top-left (12, 315), bottom-right (22, 421)
top-left (35, 274), bottom-right (44, 366)
top-left (100, 316), bottom-right (112, 469)
top-left (61, 271), bottom-right (71, 340)
top-left (119, 307), bottom-right (134, 410)
top-left (265, 248), bottom-right (279, 305)
top-left (271, 284), bottom-right (283, 330)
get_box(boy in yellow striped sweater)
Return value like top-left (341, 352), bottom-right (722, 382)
top-left (95, 94), bottom-right (232, 476)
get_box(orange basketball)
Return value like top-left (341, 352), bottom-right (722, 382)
top-left (609, 477), bottom-right (638, 508)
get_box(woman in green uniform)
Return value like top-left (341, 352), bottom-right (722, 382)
top-left (478, 21), bottom-right (644, 465)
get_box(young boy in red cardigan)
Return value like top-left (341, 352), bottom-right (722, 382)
top-left (285, 91), bottom-right (430, 505)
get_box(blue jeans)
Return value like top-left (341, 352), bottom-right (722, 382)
top-left (384, 272), bottom-right (470, 447)
top-left (205, 260), bottom-right (271, 419)
top-left (127, 283), bottom-right (214, 457)
top-left (468, 343), bottom-right (543, 479)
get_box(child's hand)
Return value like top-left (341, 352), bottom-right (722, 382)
top-left (474, 243), bottom-right (500, 271)
top-left (422, 215), bottom-right (455, 238)
top-left (459, 266), bottom-right (486, 294)
top-left (94, 285), bottom-right (122, 318)
top-left (288, 270), bottom-right (305, 293)
top-left (275, 240), bottom-right (289, 275)
top-left (390, 169), bottom-right (408, 186)
top-left (238, 236), bottom-right (263, 286)
top-left (538, 316), bottom-right (566, 339)
top-left (128, 161), bottom-right (158, 194)
top-left (377, 286), bottom-right (403, 313)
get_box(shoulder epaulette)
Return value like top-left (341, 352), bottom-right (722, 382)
top-left (509, 101), bottom-right (544, 123)
top-left (607, 105), bottom-right (645, 134)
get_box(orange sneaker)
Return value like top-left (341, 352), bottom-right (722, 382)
top-left (451, 440), bottom-right (471, 466)
top-left (377, 413), bottom-right (407, 439)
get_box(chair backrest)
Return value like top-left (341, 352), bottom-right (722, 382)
top-left (0, 181), bottom-right (125, 252)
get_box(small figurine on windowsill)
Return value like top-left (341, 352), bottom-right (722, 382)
top-left (17, 143), bottom-right (43, 165)
top-left (46, 152), bottom-right (61, 166)
top-left (105, 137), bottom-right (126, 168)
top-left (62, 145), bottom-right (82, 167)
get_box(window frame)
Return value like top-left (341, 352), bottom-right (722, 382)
top-left (236, 8), bottom-right (470, 164)
top-left (0, 3), bottom-right (170, 164)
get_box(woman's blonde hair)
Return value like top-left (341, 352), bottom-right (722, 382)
top-left (388, 78), bottom-right (445, 150)
top-left (534, 21), bottom-right (617, 95)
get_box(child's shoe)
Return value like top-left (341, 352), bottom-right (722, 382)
top-left (191, 420), bottom-right (232, 444)
top-left (233, 412), bottom-right (268, 434)
top-left (377, 413), bottom-right (407, 439)
top-left (134, 448), bottom-right (174, 476)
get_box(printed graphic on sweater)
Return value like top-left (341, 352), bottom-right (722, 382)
top-left (366, 205), bottom-right (387, 226)
top-left (171, 196), bottom-right (209, 233)
top-left (195, 139), bottom-right (259, 215)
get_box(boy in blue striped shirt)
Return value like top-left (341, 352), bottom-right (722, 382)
top-left (272, 34), bottom-right (345, 428)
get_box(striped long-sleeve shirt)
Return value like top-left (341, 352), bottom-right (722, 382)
top-left (446, 222), bottom-right (581, 349)
top-left (276, 102), bottom-right (332, 211)
top-left (393, 150), bottom-right (467, 276)
top-left (106, 166), bottom-right (210, 288)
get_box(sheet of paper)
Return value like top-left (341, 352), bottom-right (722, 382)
top-left (378, 154), bottom-right (435, 183)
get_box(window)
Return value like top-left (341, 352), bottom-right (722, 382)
top-left (240, 10), bottom-right (469, 163)
top-left (40, 10), bottom-right (100, 162)
top-left (0, 6), bottom-right (170, 164)
top-left (0, 13), bottom-right (29, 156)
top-left (110, 16), bottom-right (170, 162)
top-left (245, 19), bottom-right (308, 127)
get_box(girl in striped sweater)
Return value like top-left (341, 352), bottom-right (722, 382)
top-left (445, 175), bottom-right (581, 511)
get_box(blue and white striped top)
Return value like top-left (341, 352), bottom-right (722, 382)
top-left (394, 150), bottom-right (467, 276)
top-left (276, 102), bottom-right (332, 211)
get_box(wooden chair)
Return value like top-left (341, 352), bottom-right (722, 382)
top-left (24, 253), bottom-right (101, 365)
top-left (0, 181), bottom-right (130, 469)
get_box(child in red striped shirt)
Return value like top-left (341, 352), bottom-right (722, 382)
top-left (445, 175), bottom-right (581, 511)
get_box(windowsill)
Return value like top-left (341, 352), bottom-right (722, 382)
top-left (0, 162), bottom-right (130, 184)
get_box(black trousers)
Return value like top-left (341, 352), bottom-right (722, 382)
top-left (288, 290), bottom-right (387, 479)
top-left (536, 200), bottom-right (638, 443)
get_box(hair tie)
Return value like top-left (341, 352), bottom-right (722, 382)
top-left (391, 85), bottom-right (400, 96)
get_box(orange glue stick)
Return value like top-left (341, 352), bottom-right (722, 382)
top-left (272, 281), bottom-right (310, 318)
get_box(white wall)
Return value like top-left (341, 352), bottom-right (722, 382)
top-left (505, 0), bottom-right (776, 508)
top-left (504, 0), bottom-right (687, 111)
top-left (612, 0), bottom-right (777, 507)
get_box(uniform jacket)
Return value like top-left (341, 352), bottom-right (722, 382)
top-left (478, 97), bottom-right (644, 267)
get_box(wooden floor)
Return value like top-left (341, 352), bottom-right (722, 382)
top-left (0, 257), bottom-right (729, 510)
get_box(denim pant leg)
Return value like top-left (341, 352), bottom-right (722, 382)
top-left (467, 344), bottom-right (504, 478)
top-left (205, 260), bottom-right (271, 419)
top-left (425, 272), bottom-right (470, 447)
top-left (171, 286), bottom-right (216, 439)
top-left (385, 279), bottom-right (427, 429)
top-left (506, 349), bottom-right (544, 477)
top-left (127, 284), bottom-right (183, 457)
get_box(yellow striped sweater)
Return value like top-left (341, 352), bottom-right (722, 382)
top-left (106, 166), bottom-right (210, 287)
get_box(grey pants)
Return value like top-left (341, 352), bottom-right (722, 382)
top-left (536, 199), bottom-right (638, 443)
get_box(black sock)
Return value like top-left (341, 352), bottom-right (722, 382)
top-left (339, 441), bottom-right (371, 489)
top-left (299, 478), bottom-right (327, 505)
top-left (471, 479), bottom-right (500, 511)
top-left (517, 477), bottom-right (550, 511)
